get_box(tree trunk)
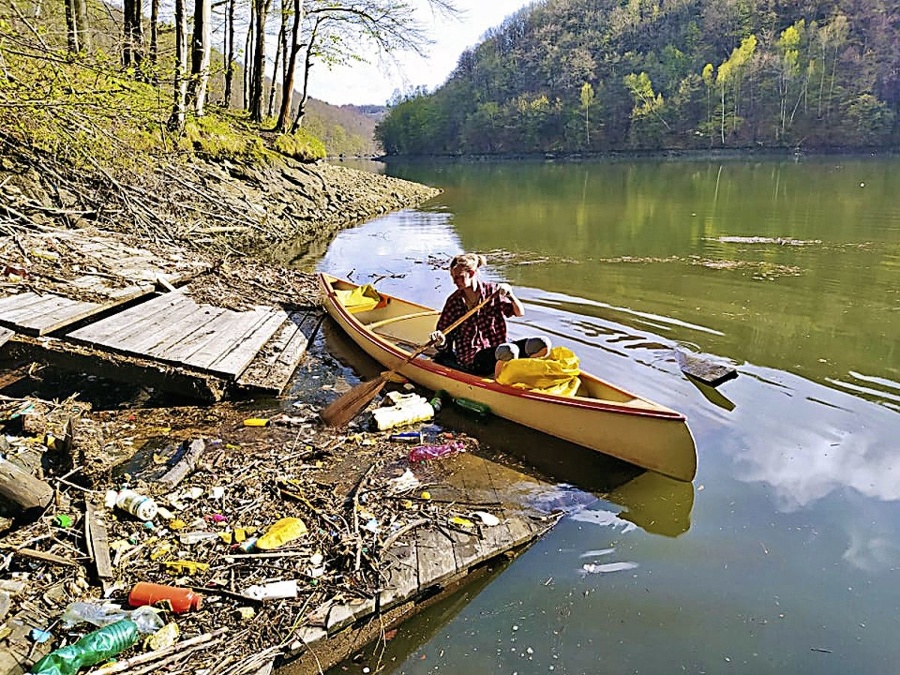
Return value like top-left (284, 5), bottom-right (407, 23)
top-left (290, 31), bottom-right (315, 132)
top-left (275, 0), bottom-right (303, 132)
top-left (167, 0), bottom-right (188, 131)
top-left (243, 10), bottom-right (253, 110)
top-left (267, 20), bottom-right (284, 119)
top-left (189, 0), bottom-right (211, 116)
top-left (74, 0), bottom-right (89, 51)
top-left (249, 0), bottom-right (271, 122)
top-left (150, 0), bottom-right (159, 69)
top-left (122, 0), bottom-right (133, 66)
top-left (64, 0), bottom-right (79, 53)
top-left (223, 0), bottom-right (235, 107)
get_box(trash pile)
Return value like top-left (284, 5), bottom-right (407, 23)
top-left (0, 394), bottom-right (509, 674)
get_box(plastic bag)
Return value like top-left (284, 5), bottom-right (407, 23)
top-left (334, 284), bottom-right (384, 313)
top-left (495, 346), bottom-right (582, 397)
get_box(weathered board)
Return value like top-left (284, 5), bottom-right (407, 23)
top-left (0, 228), bottom-right (209, 336)
top-left (67, 293), bottom-right (291, 379)
top-left (235, 312), bottom-right (310, 393)
top-left (677, 349), bottom-right (738, 387)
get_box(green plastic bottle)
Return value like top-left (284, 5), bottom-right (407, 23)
top-left (31, 619), bottom-right (139, 675)
top-left (453, 397), bottom-right (491, 416)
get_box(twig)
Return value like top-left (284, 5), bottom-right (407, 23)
top-left (93, 628), bottom-right (228, 674)
top-left (380, 517), bottom-right (430, 552)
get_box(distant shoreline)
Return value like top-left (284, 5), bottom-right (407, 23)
top-left (376, 146), bottom-right (899, 163)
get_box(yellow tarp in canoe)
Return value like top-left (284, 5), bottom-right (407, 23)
top-left (335, 284), bottom-right (383, 313)
top-left (495, 346), bottom-right (582, 397)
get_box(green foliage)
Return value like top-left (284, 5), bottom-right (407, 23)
top-left (0, 3), bottom-right (328, 177)
top-left (273, 129), bottom-right (327, 161)
top-left (376, 0), bottom-right (899, 155)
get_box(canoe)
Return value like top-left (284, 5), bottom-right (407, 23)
top-left (319, 273), bottom-right (697, 482)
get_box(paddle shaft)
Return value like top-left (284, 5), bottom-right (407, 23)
top-left (320, 288), bottom-right (500, 427)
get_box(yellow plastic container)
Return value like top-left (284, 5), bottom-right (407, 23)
top-left (256, 517), bottom-right (308, 550)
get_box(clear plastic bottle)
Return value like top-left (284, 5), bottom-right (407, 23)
top-left (429, 390), bottom-right (446, 414)
top-left (31, 619), bottom-right (139, 675)
top-left (60, 601), bottom-right (164, 634)
top-left (408, 441), bottom-right (465, 463)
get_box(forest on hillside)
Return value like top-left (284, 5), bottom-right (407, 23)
top-left (376, 0), bottom-right (899, 155)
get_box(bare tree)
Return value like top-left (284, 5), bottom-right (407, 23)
top-left (189, 0), bottom-right (212, 115)
top-left (248, 0), bottom-right (274, 121)
top-left (150, 0), bottom-right (159, 70)
top-left (223, 0), bottom-right (236, 107)
top-left (281, 0), bottom-right (459, 131)
top-left (122, 0), bottom-right (144, 72)
top-left (168, 0), bottom-right (189, 130)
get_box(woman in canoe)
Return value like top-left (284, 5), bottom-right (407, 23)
top-left (429, 253), bottom-right (550, 376)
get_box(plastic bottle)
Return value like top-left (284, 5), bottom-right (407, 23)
top-left (31, 619), bottom-right (139, 675)
top-left (429, 390), bottom-right (446, 414)
top-left (453, 397), bottom-right (491, 416)
top-left (389, 431), bottom-right (423, 444)
top-left (61, 601), bottom-right (128, 628)
top-left (408, 441), bottom-right (465, 463)
top-left (60, 602), bottom-right (163, 634)
top-left (128, 582), bottom-right (203, 614)
top-left (115, 489), bottom-right (158, 521)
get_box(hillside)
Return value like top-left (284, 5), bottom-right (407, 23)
top-left (377, 0), bottom-right (899, 155)
top-left (0, 0), bottom-right (436, 261)
top-left (303, 100), bottom-right (385, 156)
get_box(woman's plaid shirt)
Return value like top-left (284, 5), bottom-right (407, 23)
top-left (435, 281), bottom-right (515, 368)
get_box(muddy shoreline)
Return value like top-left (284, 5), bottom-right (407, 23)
top-left (0, 154), bottom-right (543, 674)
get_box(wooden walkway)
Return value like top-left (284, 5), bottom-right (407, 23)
top-left (282, 451), bottom-right (557, 673)
top-left (0, 229), bottom-right (209, 336)
top-left (0, 230), bottom-right (314, 400)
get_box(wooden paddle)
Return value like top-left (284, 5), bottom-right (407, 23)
top-left (321, 290), bottom-right (498, 427)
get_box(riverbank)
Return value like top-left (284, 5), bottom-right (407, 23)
top-left (378, 145), bottom-right (898, 164)
top-left (0, 135), bottom-right (546, 674)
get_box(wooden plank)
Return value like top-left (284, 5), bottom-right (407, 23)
top-left (206, 309), bottom-right (289, 375)
top-left (201, 309), bottom-right (287, 377)
top-left (678, 350), bottom-right (738, 387)
top-left (21, 298), bottom-right (106, 335)
top-left (0, 292), bottom-right (49, 314)
top-left (85, 501), bottom-right (114, 590)
top-left (378, 543), bottom-right (418, 610)
top-left (415, 526), bottom-right (459, 590)
top-left (119, 301), bottom-right (223, 356)
top-left (68, 292), bottom-right (192, 345)
top-left (158, 308), bottom-right (253, 367)
top-left (0, 294), bottom-right (77, 323)
top-left (235, 314), bottom-right (309, 393)
top-left (0, 327), bottom-right (13, 349)
top-left (454, 456), bottom-right (510, 566)
top-left (141, 306), bottom-right (230, 359)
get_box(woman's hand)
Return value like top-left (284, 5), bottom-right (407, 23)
top-left (497, 283), bottom-right (513, 297)
top-left (429, 330), bottom-right (446, 346)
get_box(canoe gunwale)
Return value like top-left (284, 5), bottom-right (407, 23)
top-left (319, 273), bottom-right (685, 421)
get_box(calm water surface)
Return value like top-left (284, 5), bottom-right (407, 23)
top-left (298, 158), bottom-right (899, 674)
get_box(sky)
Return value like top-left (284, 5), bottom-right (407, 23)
top-left (307, 0), bottom-right (534, 107)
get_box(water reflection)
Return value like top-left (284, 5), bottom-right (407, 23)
top-left (726, 364), bottom-right (900, 507)
top-left (321, 320), bottom-right (695, 538)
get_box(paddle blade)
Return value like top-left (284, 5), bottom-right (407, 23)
top-left (320, 376), bottom-right (387, 427)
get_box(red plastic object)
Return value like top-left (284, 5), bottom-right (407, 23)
top-left (408, 441), bottom-right (465, 463)
top-left (128, 582), bottom-right (202, 613)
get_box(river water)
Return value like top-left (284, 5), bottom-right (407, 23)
top-left (300, 157), bottom-right (899, 674)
